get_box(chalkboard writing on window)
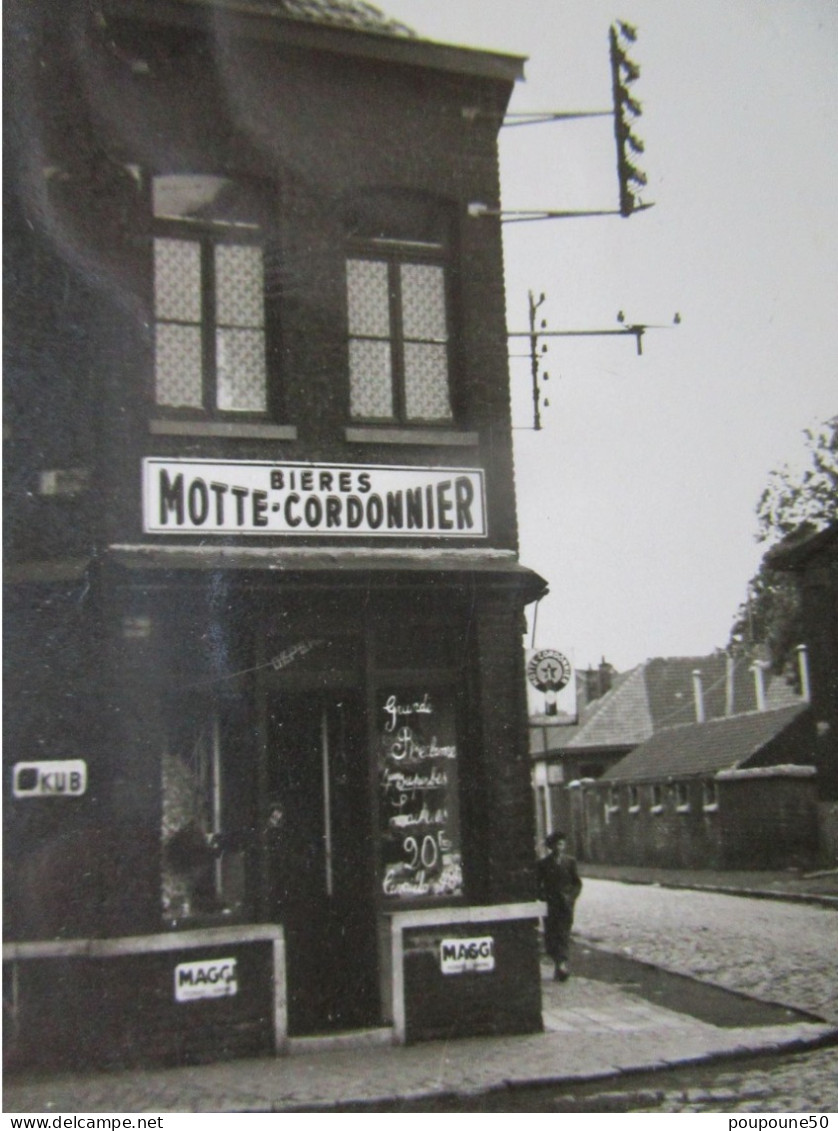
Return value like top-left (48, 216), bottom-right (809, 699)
top-left (378, 689), bottom-right (462, 900)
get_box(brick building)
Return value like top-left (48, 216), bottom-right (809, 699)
top-left (575, 702), bottom-right (819, 870)
top-left (768, 521), bottom-right (838, 801)
top-left (4, 0), bottom-right (547, 1067)
top-left (530, 652), bottom-right (802, 854)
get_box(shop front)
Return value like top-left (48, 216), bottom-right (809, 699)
top-left (1, 551), bottom-right (545, 1066)
top-left (139, 557), bottom-right (544, 1048)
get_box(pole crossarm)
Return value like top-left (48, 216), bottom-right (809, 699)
top-left (507, 326), bottom-right (665, 340)
top-left (509, 314), bottom-right (679, 425)
top-left (502, 110), bottom-right (613, 127)
top-left (468, 203), bottom-right (654, 223)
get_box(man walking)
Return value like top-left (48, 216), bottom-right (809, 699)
top-left (537, 831), bottom-right (582, 981)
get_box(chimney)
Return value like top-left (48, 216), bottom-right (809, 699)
top-left (598, 657), bottom-right (614, 697)
top-left (797, 644), bottom-right (811, 703)
top-left (751, 661), bottom-right (766, 711)
top-left (725, 652), bottom-right (735, 716)
top-left (692, 669), bottom-right (705, 723)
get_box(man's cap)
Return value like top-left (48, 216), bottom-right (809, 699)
top-left (545, 831), bottom-right (566, 848)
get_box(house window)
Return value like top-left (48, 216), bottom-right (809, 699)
top-left (153, 175), bottom-right (267, 414)
top-left (702, 779), bottom-right (719, 812)
top-left (344, 190), bottom-right (455, 427)
top-left (347, 252), bottom-right (452, 423)
top-left (650, 784), bottom-right (663, 813)
top-left (674, 782), bottom-right (691, 812)
top-left (628, 785), bottom-right (640, 812)
top-left (605, 785), bottom-right (620, 817)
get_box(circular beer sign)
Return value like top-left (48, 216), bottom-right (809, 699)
top-left (527, 649), bottom-right (571, 692)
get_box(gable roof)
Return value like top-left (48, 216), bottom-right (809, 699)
top-left (566, 664), bottom-right (652, 748)
top-left (601, 702), bottom-right (810, 783)
top-left (547, 652), bottom-right (802, 753)
top-left (180, 0), bottom-right (416, 37)
top-left (111, 0), bottom-right (526, 84)
top-left (529, 668), bottom-right (632, 754)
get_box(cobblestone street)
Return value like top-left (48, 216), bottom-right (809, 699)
top-left (635, 1047), bottom-right (838, 1113)
top-left (570, 879), bottom-right (838, 1112)
top-left (575, 879), bottom-right (838, 1022)
top-left (6, 878), bottom-right (836, 1114)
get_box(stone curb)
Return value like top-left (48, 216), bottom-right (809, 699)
top-left (582, 874), bottom-right (838, 911)
top-left (7, 1025), bottom-right (837, 1114)
top-left (269, 1024), bottom-right (838, 1112)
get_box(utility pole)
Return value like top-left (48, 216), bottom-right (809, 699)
top-left (510, 297), bottom-right (680, 431)
top-left (468, 20), bottom-right (652, 223)
top-left (528, 291), bottom-right (547, 431)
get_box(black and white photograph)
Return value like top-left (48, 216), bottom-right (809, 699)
top-left (4, 0), bottom-right (837, 1118)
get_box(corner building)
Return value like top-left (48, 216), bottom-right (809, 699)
top-left (4, 0), bottom-right (548, 1067)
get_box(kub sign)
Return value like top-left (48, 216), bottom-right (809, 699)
top-left (13, 760), bottom-right (87, 799)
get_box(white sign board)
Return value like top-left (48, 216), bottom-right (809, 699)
top-left (143, 459), bottom-right (486, 538)
top-left (12, 760), bottom-right (87, 798)
top-left (439, 936), bottom-right (495, 974)
top-left (174, 957), bottom-right (238, 1002)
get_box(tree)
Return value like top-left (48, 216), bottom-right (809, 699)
top-left (755, 417), bottom-right (838, 545)
top-left (729, 417), bottom-right (838, 678)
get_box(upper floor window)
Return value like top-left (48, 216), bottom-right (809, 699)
top-left (345, 191), bottom-right (455, 426)
top-left (152, 175), bottom-right (267, 415)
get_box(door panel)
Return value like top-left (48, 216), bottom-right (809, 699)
top-left (269, 692), bottom-right (379, 1035)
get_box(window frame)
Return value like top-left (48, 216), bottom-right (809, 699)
top-left (605, 784), bottom-right (621, 816)
top-left (346, 235), bottom-right (455, 428)
top-left (674, 781), bottom-right (691, 813)
top-left (702, 778), bottom-right (719, 812)
top-left (161, 701), bottom-right (252, 926)
top-left (150, 177), bottom-right (273, 421)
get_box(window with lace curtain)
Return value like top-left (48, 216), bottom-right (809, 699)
top-left (345, 192), bottom-right (455, 426)
top-left (152, 174), bottom-right (268, 415)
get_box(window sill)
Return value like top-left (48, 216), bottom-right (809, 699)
top-left (702, 803), bottom-right (719, 813)
top-left (676, 805), bottom-right (691, 814)
top-left (650, 805), bottom-right (664, 815)
top-left (345, 426), bottom-right (479, 447)
top-left (150, 420), bottom-right (297, 441)
top-left (628, 805), bottom-right (640, 815)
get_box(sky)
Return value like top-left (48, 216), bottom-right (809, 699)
top-left (382, 0), bottom-right (838, 672)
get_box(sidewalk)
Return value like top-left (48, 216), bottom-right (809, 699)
top-left (576, 864), bottom-right (838, 909)
top-left (6, 957), bottom-right (836, 1113)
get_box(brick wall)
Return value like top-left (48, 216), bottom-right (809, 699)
top-left (571, 774), bottom-right (819, 871)
top-left (471, 592), bottom-right (538, 903)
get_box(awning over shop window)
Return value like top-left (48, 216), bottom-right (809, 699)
top-left (107, 543), bottom-right (548, 602)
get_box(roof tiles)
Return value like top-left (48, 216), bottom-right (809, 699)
top-left (556, 653), bottom-right (802, 752)
top-left (187, 0), bottom-right (415, 37)
top-left (601, 702), bottom-right (811, 782)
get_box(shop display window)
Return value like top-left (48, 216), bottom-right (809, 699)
top-left (377, 686), bottom-right (463, 901)
top-left (161, 706), bottom-right (248, 924)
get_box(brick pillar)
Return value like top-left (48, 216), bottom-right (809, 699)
top-left (471, 590), bottom-right (537, 904)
